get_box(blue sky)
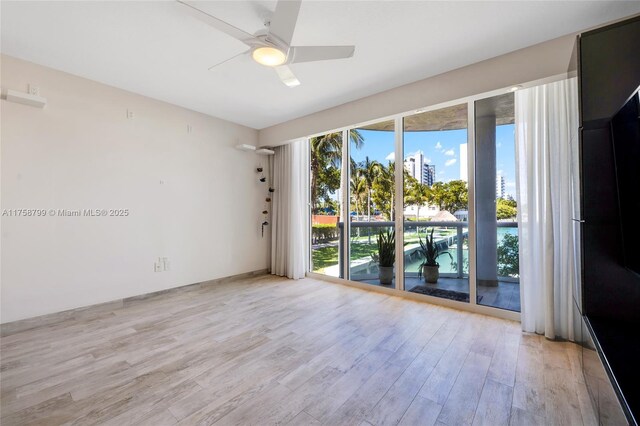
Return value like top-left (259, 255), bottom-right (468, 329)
top-left (349, 124), bottom-right (516, 198)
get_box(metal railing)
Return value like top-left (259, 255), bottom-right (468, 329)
top-left (335, 220), bottom-right (517, 281)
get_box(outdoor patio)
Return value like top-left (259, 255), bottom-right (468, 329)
top-left (313, 220), bottom-right (520, 312)
top-left (357, 276), bottom-right (520, 312)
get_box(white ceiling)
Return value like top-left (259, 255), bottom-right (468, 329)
top-left (2, 1), bottom-right (640, 129)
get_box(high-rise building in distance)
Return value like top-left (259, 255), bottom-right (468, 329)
top-left (496, 174), bottom-right (505, 199)
top-left (404, 151), bottom-right (436, 186)
top-left (423, 164), bottom-right (436, 186)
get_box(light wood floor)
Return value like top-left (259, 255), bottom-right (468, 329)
top-left (1, 275), bottom-right (597, 426)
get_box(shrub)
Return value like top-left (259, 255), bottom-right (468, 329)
top-left (312, 224), bottom-right (339, 244)
top-left (497, 233), bottom-right (520, 277)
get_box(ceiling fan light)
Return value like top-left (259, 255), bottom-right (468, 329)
top-left (252, 47), bottom-right (287, 67)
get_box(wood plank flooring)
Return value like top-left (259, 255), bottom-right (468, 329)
top-left (0, 275), bottom-right (596, 425)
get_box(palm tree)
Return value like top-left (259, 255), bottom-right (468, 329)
top-left (354, 156), bottom-right (382, 244)
top-left (350, 159), bottom-right (367, 218)
top-left (310, 130), bottom-right (364, 213)
top-left (371, 161), bottom-right (395, 220)
top-left (406, 181), bottom-right (431, 221)
top-left (359, 156), bottom-right (382, 222)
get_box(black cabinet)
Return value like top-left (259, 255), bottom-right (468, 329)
top-left (579, 17), bottom-right (640, 127)
top-left (578, 15), bottom-right (640, 426)
top-left (582, 317), bottom-right (629, 425)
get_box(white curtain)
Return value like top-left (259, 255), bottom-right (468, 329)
top-left (515, 78), bottom-right (579, 340)
top-left (270, 139), bottom-right (309, 279)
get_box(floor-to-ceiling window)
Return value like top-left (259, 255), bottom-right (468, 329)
top-left (308, 91), bottom-right (521, 315)
top-left (310, 132), bottom-right (343, 277)
top-left (402, 104), bottom-right (470, 302)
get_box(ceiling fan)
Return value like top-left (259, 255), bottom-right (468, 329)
top-left (177, 0), bottom-right (355, 87)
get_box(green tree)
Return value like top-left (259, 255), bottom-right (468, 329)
top-left (405, 180), bottom-right (431, 220)
top-left (496, 197), bottom-right (517, 220)
top-left (350, 159), bottom-right (367, 217)
top-left (358, 156), bottom-right (383, 222)
top-left (497, 233), bottom-right (520, 277)
top-left (310, 130), bottom-right (363, 214)
top-left (371, 162), bottom-right (395, 220)
top-left (429, 180), bottom-right (468, 213)
top-left (316, 165), bottom-right (341, 213)
top-left (502, 196), bottom-right (517, 207)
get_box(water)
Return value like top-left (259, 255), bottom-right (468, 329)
top-left (403, 226), bottom-right (518, 275)
top-left (347, 225), bottom-right (519, 278)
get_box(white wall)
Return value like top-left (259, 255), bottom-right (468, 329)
top-left (1, 55), bottom-right (269, 323)
top-left (259, 34), bottom-right (577, 146)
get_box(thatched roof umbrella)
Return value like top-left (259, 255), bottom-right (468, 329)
top-left (432, 210), bottom-right (458, 222)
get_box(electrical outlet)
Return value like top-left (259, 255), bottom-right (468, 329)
top-left (154, 262), bottom-right (162, 272)
top-left (126, 109), bottom-right (135, 119)
top-left (162, 257), bottom-right (170, 271)
top-left (28, 84), bottom-right (40, 96)
top-left (186, 124), bottom-right (192, 134)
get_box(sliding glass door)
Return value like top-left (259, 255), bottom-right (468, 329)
top-left (402, 104), bottom-right (470, 302)
top-left (474, 94), bottom-right (520, 311)
top-left (310, 132), bottom-right (343, 277)
top-left (348, 120), bottom-right (397, 288)
top-left (308, 92), bottom-right (521, 315)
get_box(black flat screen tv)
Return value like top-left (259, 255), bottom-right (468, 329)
top-left (611, 89), bottom-right (640, 276)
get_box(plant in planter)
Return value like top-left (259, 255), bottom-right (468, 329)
top-left (417, 228), bottom-right (453, 284)
top-left (371, 229), bottom-right (395, 285)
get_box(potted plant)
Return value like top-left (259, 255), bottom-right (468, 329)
top-left (371, 229), bottom-right (395, 285)
top-left (417, 228), bottom-right (453, 284)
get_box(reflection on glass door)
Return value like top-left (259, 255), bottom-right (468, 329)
top-left (475, 93), bottom-right (520, 311)
top-left (348, 120), bottom-right (396, 288)
top-left (403, 104), bottom-right (470, 302)
top-left (310, 132), bottom-right (343, 277)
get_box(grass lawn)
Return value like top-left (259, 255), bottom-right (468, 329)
top-left (312, 241), bottom-right (378, 272)
top-left (311, 245), bottom-right (339, 272)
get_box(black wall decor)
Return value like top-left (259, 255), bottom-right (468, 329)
top-left (578, 14), bottom-right (640, 426)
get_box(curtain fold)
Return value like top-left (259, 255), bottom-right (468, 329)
top-left (515, 78), bottom-right (578, 340)
top-left (271, 139), bottom-right (309, 279)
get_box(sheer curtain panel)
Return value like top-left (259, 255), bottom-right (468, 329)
top-left (271, 139), bottom-right (309, 279)
top-left (515, 78), bottom-right (579, 340)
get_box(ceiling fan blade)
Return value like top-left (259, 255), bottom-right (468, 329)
top-left (177, 0), bottom-right (257, 45)
top-left (268, 0), bottom-right (301, 46)
top-left (289, 46), bottom-right (355, 64)
top-left (208, 49), bottom-right (250, 71)
top-left (275, 65), bottom-right (301, 88)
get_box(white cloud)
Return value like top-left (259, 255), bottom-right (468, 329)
top-left (506, 180), bottom-right (516, 188)
top-left (438, 171), bottom-right (445, 175)
top-left (497, 169), bottom-right (504, 175)
top-left (497, 142), bottom-right (503, 148)
top-left (435, 142), bottom-right (443, 151)
top-left (444, 149), bottom-right (455, 156)
top-left (424, 157), bottom-right (432, 164)
top-left (445, 158), bottom-right (457, 167)
top-left (385, 152), bottom-right (395, 161)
